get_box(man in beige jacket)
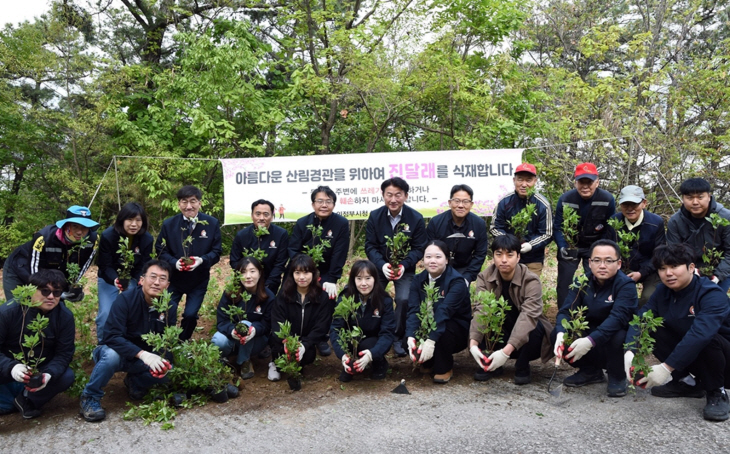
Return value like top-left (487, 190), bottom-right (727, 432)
top-left (469, 234), bottom-right (554, 384)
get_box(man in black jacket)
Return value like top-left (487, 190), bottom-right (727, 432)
top-left (79, 260), bottom-right (174, 422)
top-left (366, 177), bottom-right (428, 357)
top-left (624, 243), bottom-right (730, 421)
top-left (155, 186), bottom-right (222, 340)
top-left (427, 184), bottom-right (488, 283)
top-left (230, 199), bottom-right (290, 294)
top-left (490, 163), bottom-right (553, 276)
top-left (3, 205), bottom-right (99, 302)
top-left (0, 270), bottom-right (75, 419)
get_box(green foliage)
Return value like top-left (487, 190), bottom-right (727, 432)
top-left (10, 285), bottom-right (48, 375)
top-left (472, 290), bottom-right (511, 354)
top-left (169, 340), bottom-right (233, 394)
top-left (66, 239), bottom-right (92, 288)
top-left (624, 310), bottom-right (664, 390)
top-left (333, 295), bottom-right (364, 364)
top-left (65, 287), bottom-right (96, 397)
top-left (385, 224), bottom-right (412, 271)
top-left (116, 236), bottom-right (135, 281)
top-left (607, 217), bottom-right (639, 272)
top-left (414, 282), bottom-right (439, 346)
top-left (561, 206), bottom-right (580, 250)
top-left (124, 399), bottom-right (177, 430)
top-left (561, 306), bottom-right (589, 346)
top-left (221, 286), bottom-right (251, 336)
top-left (181, 219), bottom-right (210, 261)
top-left (701, 213), bottom-right (730, 276)
top-left (508, 197), bottom-right (537, 242)
top-left (274, 321), bottom-right (303, 379)
top-left (303, 224), bottom-right (331, 267)
top-left (241, 225), bottom-right (271, 264)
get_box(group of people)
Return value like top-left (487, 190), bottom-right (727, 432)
top-left (1, 163), bottom-right (729, 424)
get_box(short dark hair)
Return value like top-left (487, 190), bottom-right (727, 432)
top-left (679, 178), bottom-right (711, 196)
top-left (176, 185), bottom-right (202, 200)
top-left (491, 234), bottom-right (521, 254)
top-left (381, 177), bottom-right (409, 194)
top-left (588, 239), bottom-right (621, 259)
top-left (251, 199), bottom-right (275, 214)
top-left (450, 184), bottom-right (473, 199)
top-left (29, 269), bottom-right (68, 292)
top-left (114, 202), bottom-right (148, 236)
top-left (425, 240), bottom-right (450, 261)
top-left (652, 244), bottom-right (696, 269)
top-left (310, 186), bottom-right (337, 204)
top-left (141, 259), bottom-right (173, 277)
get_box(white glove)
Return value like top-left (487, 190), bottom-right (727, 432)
top-left (418, 339), bottom-right (436, 363)
top-left (407, 337), bottom-right (418, 362)
top-left (187, 256), bottom-right (203, 271)
top-left (624, 351), bottom-right (635, 382)
top-left (28, 373), bottom-right (51, 392)
top-left (565, 337), bottom-right (593, 362)
top-left (355, 350), bottom-right (373, 372)
top-left (520, 242), bottom-right (532, 254)
top-left (392, 265), bottom-right (405, 280)
top-left (470, 345), bottom-right (490, 371)
top-left (139, 351), bottom-right (166, 373)
top-left (712, 275), bottom-right (720, 284)
top-left (382, 263), bottom-right (394, 280)
top-left (322, 282), bottom-right (338, 299)
top-left (296, 344), bottom-right (305, 362)
top-left (487, 349), bottom-right (510, 372)
top-left (553, 333), bottom-right (565, 358)
top-left (341, 354), bottom-right (352, 374)
top-left (231, 329), bottom-right (242, 341)
top-left (11, 364), bottom-right (29, 383)
top-left (242, 326), bottom-right (256, 345)
top-left (176, 258), bottom-right (187, 271)
top-left (638, 364), bottom-right (673, 388)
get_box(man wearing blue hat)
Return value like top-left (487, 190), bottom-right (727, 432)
top-left (3, 205), bottom-right (99, 302)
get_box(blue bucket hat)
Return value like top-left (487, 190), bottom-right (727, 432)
top-left (56, 205), bottom-right (99, 229)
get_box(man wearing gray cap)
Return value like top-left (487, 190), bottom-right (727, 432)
top-left (606, 185), bottom-right (666, 306)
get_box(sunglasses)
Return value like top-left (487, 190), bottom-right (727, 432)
top-left (39, 288), bottom-right (63, 298)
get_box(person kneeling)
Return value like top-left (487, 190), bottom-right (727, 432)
top-left (469, 235), bottom-right (553, 385)
top-left (79, 260), bottom-right (174, 422)
top-left (624, 243), bottom-right (730, 421)
top-left (331, 260), bottom-right (395, 383)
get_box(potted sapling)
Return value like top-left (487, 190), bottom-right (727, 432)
top-left (141, 290), bottom-right (177, 380)
top-left (560, 306), bottom-right (589, 361)
top-left (333, 295), bottom-right (364, 373)
top-left (180, 219), bottom-right (209, 267)
top-left (411, 282), bottom-right (438, 366)
top-left (700, 213), bottom-right (730, 277)
top-left (385, 224), bottom-right (411, 280)
top-left (507, 188), bottom-right (537, 243)
top-left (65, 239), bottom-right (92, 298)
top-left (607, 218), bottom-right (639, 273)
top-left (116, 236), bottom-right (136, 291)
top-left (11, 285), bottom-right (51, 388)
top-left (303, 224), bottom-right (331, 267)
top-left (561, 206), bottom-right (580, 260)
top-left (472, 290), bottom-right (511, 358)
top-left (274, 321), bottom-right (303, 391)
top-left (624, 310), bottom-right (663, 389)
top-left (221, 276), bottom-right (252, 338)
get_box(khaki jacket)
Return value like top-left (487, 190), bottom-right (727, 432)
top-left (469, 263), bottom-right (553, 362)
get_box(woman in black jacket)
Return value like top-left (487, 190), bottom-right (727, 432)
top-left (212, 256), bottom-right (274, 380)
top-left (268, 254), bottom-right (332, 382)
top-left (331, 260), bottom-right (395, 382)
top-left (96, 202), bottom-right (153, 341)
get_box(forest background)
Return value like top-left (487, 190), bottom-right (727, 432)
top-left (1, 0), bottom-right (728, 259)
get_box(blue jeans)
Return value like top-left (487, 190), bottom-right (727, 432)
top-left (211, 332), bottom-right (268, 365)
top-left (168, 280), bottom-right (210, 340)
top-left (82, 345), bottom-right (169, 400)
top-left (0, 367), bottom-right (74, 412)
top-left (97, 278), bottom-right (138, 342)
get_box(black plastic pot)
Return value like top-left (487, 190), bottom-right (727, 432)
top-left (118, 278), bottom-right (130, 291)
top-left (235, 322), bottom-right (249, 336)
top-left (287, 377), bottom-right (302, 391)
top-left (209, 388), bottom-right (229, 403)
top-left (27, 374), bottom-right (44, 388)
top-left (565, 248), bottom-right (579, 259)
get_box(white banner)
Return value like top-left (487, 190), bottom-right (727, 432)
top-left (220, 149), bottom-right (524, 225)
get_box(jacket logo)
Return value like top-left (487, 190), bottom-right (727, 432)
top-left (468, 230), bottom-right (474, 238)
top-left (595, 224), bottom-right (604, 231)
top-left (605, 294), bottom-right (613, 304)
top-left (326, 230), bottom-right (333, 238)
top-left (403, 224), bottom-right (410, 232)
top-left (255, 305), bottom-right (262, 314)
top-left (270, 240), bottom-right (276, 248)
top-left (134, 247), bottom-right (140, 254)
top-left (689, 306), bottom-right (695, 316)
top-left (158, 313), bottom-right (165, 322)
top-left (441, 290), bottom-right (445, 296)
top-left (200, 230), bottom-right (207, 238)
top-left (373, 309), bottom-right (380, 317)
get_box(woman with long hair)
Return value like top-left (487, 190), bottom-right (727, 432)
top-left (330, 260), bottom-right (395, 382)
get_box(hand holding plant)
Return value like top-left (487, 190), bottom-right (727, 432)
top-left (275, 321), bottom-right (303, 390)
top-left (333, 295), bottom-right (364, 372)
top-left (11, 285), bottom-right (51, 387)
top-left (624, 310), bottom-right (663, 390)
top-left (412, 282), bottom-right (439, 365)
top-left (385, 224), bottom-right (411, 279)
top-left (508, 189), bottom-right (537, 242)
top-left (472, 290), bottom-right (511, 357)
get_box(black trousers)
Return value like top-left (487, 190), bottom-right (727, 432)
top-left (550, 327), bottom-right (626, 380)
top-left (422, 319), bottom-right (469, 374)
top-left (653, 327), bottom-right (730, 391)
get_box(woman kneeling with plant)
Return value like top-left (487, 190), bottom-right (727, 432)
top-left (212, 256), bottom-right (274, 380)
top-left (331, 260), bottom-right (395, 383)
top-left (405, 240), bottom-right (472, 384)
top-left (268, 254), bottom-right (332, 385)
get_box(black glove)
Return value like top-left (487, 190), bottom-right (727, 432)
top-left (560, 247), bottom-right (578, 261)
top-left (62, 286), bottom-right (85, 302)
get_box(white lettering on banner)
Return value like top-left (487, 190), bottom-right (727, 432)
top-left (220, 149), bottom-right (524, 225)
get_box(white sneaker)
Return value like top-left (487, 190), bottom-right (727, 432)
top-left (268, 362), bottom-right (280, 382)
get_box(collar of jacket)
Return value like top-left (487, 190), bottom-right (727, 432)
top-left (484, 262), bottom-right (527, 288)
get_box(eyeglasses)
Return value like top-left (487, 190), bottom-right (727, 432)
top-left (144, 274), bottom-right (169, 283)
top-left (589, 258), bottom-right (619, 265)
top-left (314, 199), bottom-right (334, 206)
top-left (39, 288), bottom-right (63, 298)
top-left (449, 198), bottom-right (473, 206)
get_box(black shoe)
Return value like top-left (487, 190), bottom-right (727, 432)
top-left (392, 342), bottom-right (407, 358)
top-left (79, 396), bottom-right (106, 422)
top-left (226, 383), bottom-right (239, 398)
top-left (123, 375), bottom-right (145, 400)
top-left (651, 380), bottom-right (705, 398)
top-left (514, 373), bottom-right (531, 385)
top-left (339, 370), bottom-right (353, 383)
top-left (13, 393), bottom-right (41, 419)
top-left (371, 359), bottom-right (389, 380)
top-left (172, 393), bottom-right (187, 407)
top-left (607, 377), bottom-right (627, 397)
top-left (703, 389), bottom-right (730, 421)
top-left (258, 345), bottom-right (272, 359)
top-left (474, 367), bottom-right (504, 382)
top-left (563, 369), bottom-right (606, 387)
top-left (317, 341), bottom-right (332, 357)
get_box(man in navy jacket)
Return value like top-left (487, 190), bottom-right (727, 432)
top-left (624, 243), bottom-right (730, 421)
top-left (366, 177), bottom-right (428, 357)
top-left (155, 185), bottom-right (222, 340)
top-left (552, 239), bottom-right (638, 397)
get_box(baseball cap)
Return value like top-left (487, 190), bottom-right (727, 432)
top-left (514, 163), bottom-right (537, 176)
top-left (574, 163), bottom-right (598, 181)
top-left (618, 185), bottom-right (646, 204)
top-left (56, 205), bottom-right (99, 229)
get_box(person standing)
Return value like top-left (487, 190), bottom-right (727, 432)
top-left (366, 177), bottom-right (428, 357)
top-left (155, 185), bottom-right (222, 340)
top-left (490, 163), bottom-right (553, 276)
top-left (426, 184), bottom-right (488, 283)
